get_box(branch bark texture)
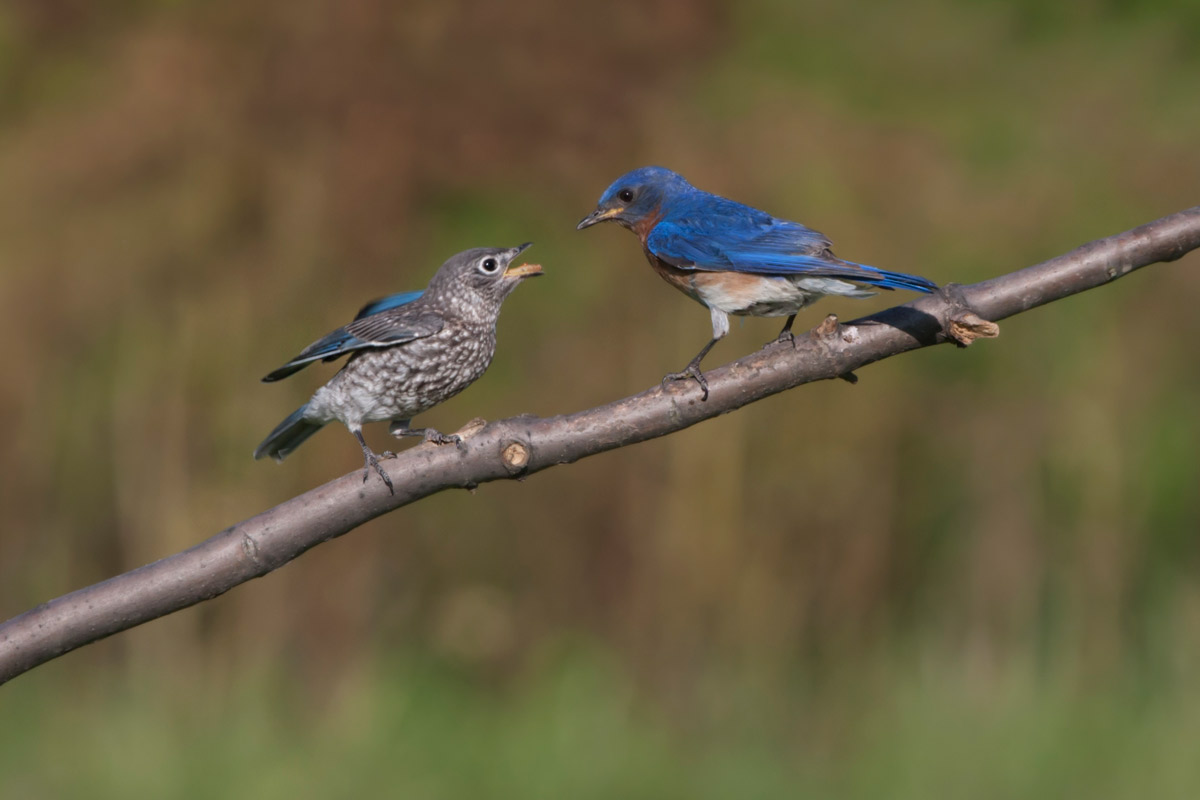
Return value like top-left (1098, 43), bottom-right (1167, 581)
top-left (2, 207), bottom-right (1198, 685)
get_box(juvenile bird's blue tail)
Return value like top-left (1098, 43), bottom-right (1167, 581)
top-left (254, 404), bottom-right (323, 462)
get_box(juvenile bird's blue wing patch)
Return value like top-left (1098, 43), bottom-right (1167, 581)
top-left (353, 290), bottom-right (423, 320)
top-left (262, 310), bottom-right (444, 382)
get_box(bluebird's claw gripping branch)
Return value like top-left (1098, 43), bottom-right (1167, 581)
top-left (578, 166), bottom-right (937, 400)
top-left (253, 245), bottom-right (542, 494)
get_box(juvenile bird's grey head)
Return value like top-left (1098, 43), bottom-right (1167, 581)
top-left (577, 166), bottom-right (693, 231)
top-left (425, 243), bottom-right (542, 317)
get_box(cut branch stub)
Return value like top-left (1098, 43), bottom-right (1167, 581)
top-left (947, 312), bottom-right (1001, 346)
top-left (814, 313), bottom-right (842, 339)
top-left (501, 440), bottom-right (531, 474)
top-left (935, 282), bottom-right (1001, 346)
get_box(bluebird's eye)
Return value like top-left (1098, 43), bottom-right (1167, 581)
top-left (479, 257), bottom-right (499, 274)
top-left (618, 188), bottom-right (634, 203)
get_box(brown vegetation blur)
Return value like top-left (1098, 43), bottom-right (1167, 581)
top-left (1, 0), bottom-right (1198, 712)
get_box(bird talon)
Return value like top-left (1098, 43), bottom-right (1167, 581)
top-left (364, 453), bottom-right (395, 495)
top-left (662, 365), bottom-right (709, 401)
top-left (766, 330), bottom-right (796, 350)
top-left (423, 430), bottom-right (462, 448)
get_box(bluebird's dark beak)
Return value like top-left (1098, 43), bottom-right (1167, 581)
top-left (577, 208), bottom-right (622, 230)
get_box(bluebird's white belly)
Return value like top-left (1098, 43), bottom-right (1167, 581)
top-left (693, 272), bottom-right (875, 317)
top-left (683, 272), bottom-right (877, 340)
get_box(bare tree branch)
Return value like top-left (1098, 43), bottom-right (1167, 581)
top-left (2, 207), bottom-right (1198, 686)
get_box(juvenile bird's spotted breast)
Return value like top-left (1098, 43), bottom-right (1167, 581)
top-left (312, 321), bottom-right (496, 424)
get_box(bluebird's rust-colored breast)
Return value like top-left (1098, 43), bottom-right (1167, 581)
top-left (632, 206), bottom-right (664, 241)
top-left (645, 250), bottom-right (700, 303)
top-left (637, 208), bottom-right (702, 301)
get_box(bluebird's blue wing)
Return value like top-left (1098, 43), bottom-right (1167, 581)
top-left (262, 308), bottom-right (444, 382)
top-left (648, 198), bottom-right (936, 293)
top-left (353, 290), bottom-right (423, 320)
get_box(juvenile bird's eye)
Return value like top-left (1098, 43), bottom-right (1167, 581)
top-left (480, 257), bottom-right (499, 274)
top-left (618, 189), bottom-right (634, 203)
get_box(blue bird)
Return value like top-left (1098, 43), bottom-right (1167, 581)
top-left (578, 166), bottom-right (937, 399)
top-left (254, 245), bottom-right (542, 493)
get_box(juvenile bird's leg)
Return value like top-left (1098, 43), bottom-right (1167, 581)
top-left (353, 428), bottom-right (394, 495)
top-left (662, 337), bottom-right (719, 402)
top-left (774, 314), bottom-right (797, 346)
top-left (389, 420), bottom-right (465, 450)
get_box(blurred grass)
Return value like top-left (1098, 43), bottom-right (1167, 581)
top-left (5, 646), bottom-right (1200, 798)
top-left (1, 0), bottom-right (1199, 795)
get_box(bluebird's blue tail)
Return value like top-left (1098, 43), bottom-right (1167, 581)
top-left (847, 261), bottom-right (938, 293)
top-left (254, 404), bottom-right (323, 462)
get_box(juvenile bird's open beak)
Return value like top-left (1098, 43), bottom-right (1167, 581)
top-left (576, 207), bottom-right (621, 230)
top-left (503, 262), bottom-right (543, 279)
top-left (502, 242), bottom-right (540, 279)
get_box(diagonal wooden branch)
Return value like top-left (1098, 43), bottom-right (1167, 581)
top-left (2, 207), bottom-right (1198, 686)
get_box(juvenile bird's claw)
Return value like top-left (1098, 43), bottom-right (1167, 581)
top-left (424, 430), bottom-right (465, 450)
top-left (362, 453), bottom-right (395, 495)
top-left (390, 423), bottom-right (463, 450)
top-left (354, 430), bottom-right (395, 495)
top-left (662, 364), bottom-right (710, 401)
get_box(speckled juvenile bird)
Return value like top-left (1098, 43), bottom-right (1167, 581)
top-left (254, 244), bottom-right (542, 493)
top-left (578, 166), bottom-right (938, 399)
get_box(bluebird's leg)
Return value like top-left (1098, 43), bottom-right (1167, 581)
top-left (664, 307), bottom-right (729, 401)
top-left (773, 314), bottom-right (797, 346)
top-left (353, 428), bottom-right (394, 495)
top-left (389, 420), bottom-right (465, 450)
top-left (663, 337), bottom-right (719, 402)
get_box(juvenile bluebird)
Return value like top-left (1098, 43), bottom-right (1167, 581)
top-left (254, 244), bottom-right (542, 493)
top-left (578, 166), bottom-right (937, 399)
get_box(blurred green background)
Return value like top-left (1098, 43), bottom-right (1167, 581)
top-left (2, 0), bottom-right (1199, 796)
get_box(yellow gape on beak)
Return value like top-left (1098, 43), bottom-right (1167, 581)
top-left (504, 262), bottom-right (544, 279)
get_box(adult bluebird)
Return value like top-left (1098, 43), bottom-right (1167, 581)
top-left (577, 166), bottom-right (937, 399)
top-left (254, 245), bottom-right (542, 493)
